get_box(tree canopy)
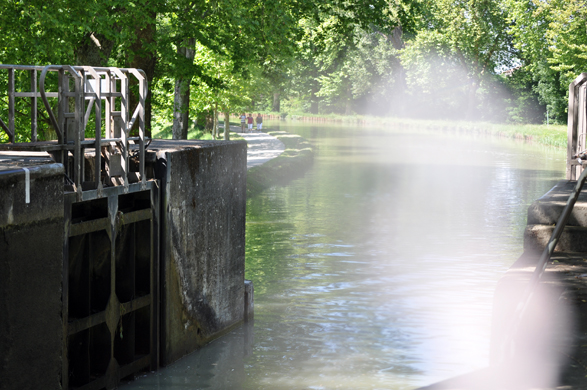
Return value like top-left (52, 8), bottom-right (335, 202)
top-left (1, 0), bottom-right (585, 142)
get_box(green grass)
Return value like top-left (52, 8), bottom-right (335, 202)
top-left (378, 119), bottom-right (568, 149)
top-left (480, 123), bottom-right (567, 148)
top-left (226, 111), bottom-right (568, 148)
top-left (152, 121), bottom-right (215, 140)
top-left (371, 119), bottom-right (568, 149)
top-left (248, 112), bottom-right (568, 149)
top-left (152, 119), bottom-right (247, 142)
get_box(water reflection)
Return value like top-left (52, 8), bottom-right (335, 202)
top-left (122, 124), bottom-right (566, 389)
top-left (121, 322), bottom-right (254, 389)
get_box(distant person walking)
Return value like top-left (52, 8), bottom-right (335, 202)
top-left (256, 113), bottom-right (263, 131)
top-left (247, 113), bottom-right (254, 132)
top-left (240, 113), bottom-right (246, 132)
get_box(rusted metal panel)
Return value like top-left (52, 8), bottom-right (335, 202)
top-left (120, 208), bottom-right (152, 225)
top-left (69, 217), bottom-right (109, 237)
top-left (62, 192), bottom-right (72, 390)
top-left (149, 179), bottom-right (160, 370)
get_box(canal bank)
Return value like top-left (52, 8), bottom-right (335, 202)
top-left (247, 113), bottom-right (568, 148)
top-left (222, 123), bottom-right (315, 197)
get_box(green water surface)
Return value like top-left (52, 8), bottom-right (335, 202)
top-left (123, 122), bottom-right (566, 389)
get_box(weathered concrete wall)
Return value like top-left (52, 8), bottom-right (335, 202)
top-left (148, 140), bottom-right (247, 366)
top-left (524, 179), bottom-right (587, 252)
top-left (488, 179), bottom-right (587, 389)
top-left (0, 163), bottom-right (64, 390)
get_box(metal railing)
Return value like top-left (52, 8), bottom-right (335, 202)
top-left (567, 73), bottom-right (587, 179)
top-left (0, 64), bottom-right (148, 199)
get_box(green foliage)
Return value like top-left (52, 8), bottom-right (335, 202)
top-left (278, 0), bottom-right (547, 122)
top-left (505, 0), bottom-right (587, 123)
top-left (152, 120), bottom-right (214, 140)
top-left (500, 67), bottom-right (546, 124)
top-left (1, 0), bottom-right (586, 140)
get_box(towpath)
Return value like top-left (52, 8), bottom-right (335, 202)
top-left (221, 124), bottom-right (285, 169)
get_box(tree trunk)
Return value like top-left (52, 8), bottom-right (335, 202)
top-left (345, 84), bottom-right (352, 115)
top-left (76, 32), bottom-right (114, 67)
top-left (127, 14), bottom-right (157, 137)
top-left (172, 38), bottom-right (196, 140)
top-left (388, 26), bottom-right (407, 116)
top-left (75, 33), bottom-right (114, 137)
top-left (224, 109), bottom-right (230, 141)
top-left (310, 87), bottom-right (319, 114)
top-left (272, 92), bottom-right (280, 112)
top-left (466, 79), bottom-right (478, 120)
top-left (212, 103), bottom-right (218, 140)
top-left (390, 26), bottom-right (404, 50)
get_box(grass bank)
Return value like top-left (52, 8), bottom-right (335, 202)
top-left (246, 129), bottom-right (314, 198)
top-left (151, 120), bottom-right (246, 141)
top-left (376, 119), bottom-right (568, 149)
top-left (244, 112), bottom-right (567, 149)
top-left (152, 121), bottom-right (215, 140)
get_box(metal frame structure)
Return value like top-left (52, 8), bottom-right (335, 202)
top-left (63, 182), bottom-right (159, 390)
top-left (0, 64), bottom-right (159, 389)
top-left (567, 73), bottom-right (587, 179)
top-left (0, 64), bottom-right (148, 198)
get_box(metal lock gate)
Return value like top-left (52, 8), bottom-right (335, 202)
top-left (63, 183), bottom-right (159, 390)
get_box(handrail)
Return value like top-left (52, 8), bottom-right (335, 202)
top-left (566, 73), bottom-right (587, 179)
top-left (0, 64), bottom-right (149, 198)
top-left (39, 65), bottom-right (64, 142)
top-left (0, 64), bottom-right (147, 78)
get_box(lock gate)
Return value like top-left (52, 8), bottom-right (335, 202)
top-left (0, 64), bottom-right (160, 389)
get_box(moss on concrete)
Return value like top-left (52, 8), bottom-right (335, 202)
top-left (246, 130), bottom-right (314, 198)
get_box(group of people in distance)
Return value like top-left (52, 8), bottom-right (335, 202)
top-left (240, 113), bottom-right (263, 133)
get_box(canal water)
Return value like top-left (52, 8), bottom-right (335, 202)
top-left (123, 122), bottom-right (566, 389)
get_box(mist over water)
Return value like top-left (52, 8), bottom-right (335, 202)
top-left (123, 122), bottom-right (566, 389)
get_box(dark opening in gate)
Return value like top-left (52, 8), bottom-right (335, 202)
top-left (63, 185), bottom-right (159, 390)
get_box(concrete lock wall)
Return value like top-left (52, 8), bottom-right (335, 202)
top-left (524, 180), bottom-right (587, 252)
top-left (0, 163), bottom-right (64, 390)
top-left (0, 139), bottom-right (248, 387)
top-left (149, 140), bottom-right (248, 366)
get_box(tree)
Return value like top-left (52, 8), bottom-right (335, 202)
top-left (506, 0), bottom-right (587, 123)
top-left (281, 0), bottom-right (428, 116)
top-left (172, 38), bottom-right (196, 139)
top-left (403, 0), bottom-right (515, 119)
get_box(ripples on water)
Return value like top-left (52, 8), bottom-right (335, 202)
top-left (122, 123), bottom-right (565, 389)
